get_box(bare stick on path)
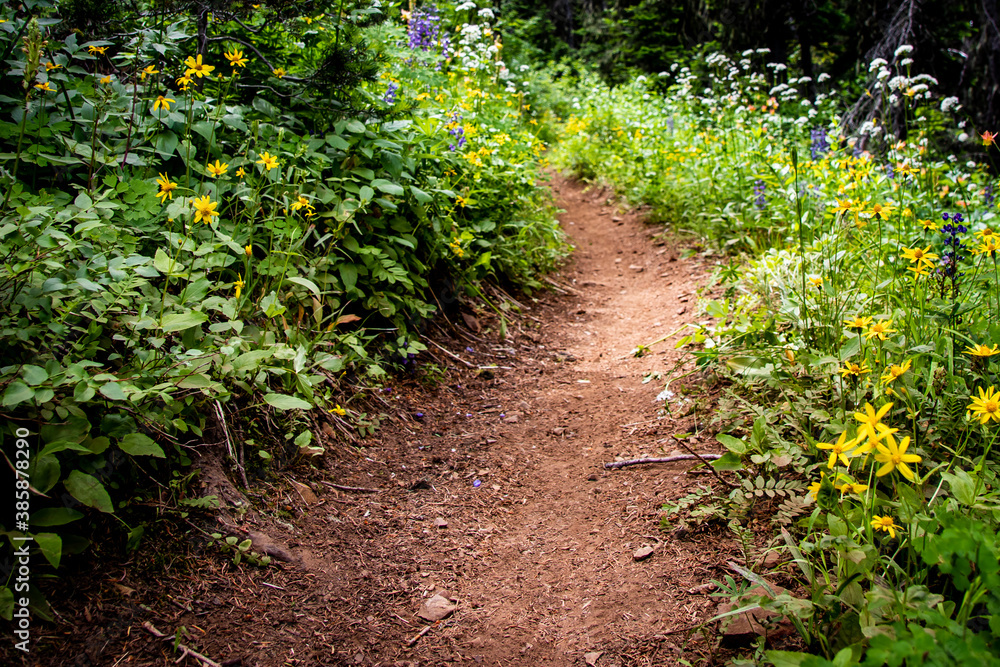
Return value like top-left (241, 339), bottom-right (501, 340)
top-left (143, 621), bottom-right (222, 667)
top-left (604, 454), bottom-right (721, 469)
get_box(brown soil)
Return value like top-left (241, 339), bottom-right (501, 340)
top-left (6, 175), bottom-right (758, 666)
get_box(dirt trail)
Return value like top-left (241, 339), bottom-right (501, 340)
top-left (15, 176), bottom-right (741, 667)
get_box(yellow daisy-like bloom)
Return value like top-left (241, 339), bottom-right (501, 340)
top-left (900, 246), bottom-right (939, 269)
top-left (272, 67), bottom-right (287, 78)
top-left (968, 386), bottom-right (1000, 424)
top-left (236, 166), bottom-right (246, 178)
top-left (87, 45), bottom-right (108, 55)
top-left (456, 195), bottom-right (467, 208)
top-left (176, 74), bottom-right (194, 90)
top-left (865, 319), bottom-right (897, 341)
top-left (224, 48), bottom-right (249, 69)
top-left (854, 402), bottom-right (893, 444)
top-left (907, 264), bottom-right (930, 278)
top-left (140, 65), bottom-right (159, 80)
top-left (919, 218), bottom-right (939, 231)
top-left (99, 75), bottom-right (112, 85)
top-left (290, 195), bottom-right (313, 212)
top-left (836, 481), bottom-right (869, 496)
top-left (152, 94), bottom-right (175, 111)
top-left (867, 202), bottom-right (893, 219)
top-left (44, 61), bottom-right (62, 71)
top-left (234, 275), bottom-right (244, 299)
top-left (965, 343), bottom-right (1000, 357)
top-left (881, 359), bottom-right (912, 385)
top-left (815, 431), bottom-right (859, 469)
top-left (809, 276), bottom-right (823, 288)
top-left (34, 82), bottom-right (55, 92)
top-left (976, 227), bottom-right (996, 241)
top-left (874, 433), bottom-right (921, 480)
top-left (844, 315), bottom-right (873, 331)
top-left (976, 239), bottom-right (998, 257)
top-left (155, 172), bottom-right (177, 204)
top-left (839, 361), bottom-right (871, 378)
top-left (206, 159), bottom-right (229, 178)
top-left (192, 195), bottom-right (219, 224)
top-left (331, 404), bottom-right (347, 416)
top-left (244, 244), bottom-right (252, 257)
top-left (256, 151), bottom-right (280, 170)
top-left (871, 515), bottom-right (898, 538)
top-left (184, 53), bottom-right (215, 78)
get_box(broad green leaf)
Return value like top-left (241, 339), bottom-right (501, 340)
top-left (263, 393), bottom-right (313, 411)
top-left (22, 364), bottom-right (49, 385)
top-left (33, 532), bottom-right (62, 569)
top-left (38, 439), bottom-right (93, 458)
top-left (711, 451), bottom-right (743, 471)
top-left (99, 381), bottom-right (128, 401)
top-left (286, 276), bottom-right (321, 297)
top-left (371, 178), bottom-right (404, 196)
top-left (65, 470), bottom-right (114, 513)
top-left (30, 508), bottom-right (84, 527)
top-left (716, 434), bottom-right (747, 455)
top-left (119, 433), bottom-right (166, 458)
top-left (232, 350), bottom-right (274, 371)
top-left (260, 292), bottom-right (286, 318)
top-left (2, 381), bottom-right (34, 407)
top-left (153, 248), bottom-right (186, 276)
top-left (159, 311), bottom-right (208, 332)
top-left (410, 185), bottom-right (433, 203)
top-left (359, 185), bottom-right (374, 202)
top-left (345, 119), bottom-right (366, 133)
top-left (0, 586), bottom-right (13, 621)
top-left (28, 454), bottom-right (60, 494)
top-left (339, 264), bottom-right (358, 291)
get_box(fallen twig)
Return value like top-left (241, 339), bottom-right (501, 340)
top-left (671, 436), bottom-right (740, 488)
top-left (421, 336), bottom-right (475, 368)
top-left (604, 454), bottom-right (720, 469)
top-left (320, 481), bottom-right (381, 493)
top-left (406, 624), bottom-right (434, 647)
top-left (143, 621), bottom-right (221, 667)
top-left (215, 401), bottom-right (248, 489)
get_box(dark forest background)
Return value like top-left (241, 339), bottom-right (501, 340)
top-left (501, 0), bottom-right (1000, 131)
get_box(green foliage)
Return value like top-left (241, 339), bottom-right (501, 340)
top-left (0, 0), bottom-right (566, 618)
top-left (551, 43), bottom-right (1000, 664)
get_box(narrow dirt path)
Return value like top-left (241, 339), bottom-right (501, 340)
top-left (424, 174), bottom-right (735, 665)
top-left (18, 176), bottom-right (742, 667)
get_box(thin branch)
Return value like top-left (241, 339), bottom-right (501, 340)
top-left (604, 454), bottom-right (721, 469)
top-left (142, 622), bottom-right (221, 667)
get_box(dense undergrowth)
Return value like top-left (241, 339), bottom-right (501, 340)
top-left (553, 48), bottom-right (1000, 665)
top-left (0, 0), bottom-right (565, 620)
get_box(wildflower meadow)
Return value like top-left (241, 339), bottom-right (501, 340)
top-left (4, 1), bottom-right (1000, 665)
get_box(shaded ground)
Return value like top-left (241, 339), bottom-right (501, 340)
top-left (6, 175), bottom-right (766, 666)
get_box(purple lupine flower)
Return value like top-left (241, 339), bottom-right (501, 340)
top-left (810, 128), bottom-right (829, 159)
top-left (408, 6), bottom-right (441, 51)
top-left (753, 179), bottom-right (767, 210)
top-left (383, 82), bottom-right (398, 105)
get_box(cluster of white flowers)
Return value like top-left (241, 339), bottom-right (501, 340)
top-left (817, 72), bottom-right (831, 82)
top-left (894, 44), bottom-right (914, 58)
top-left (940, 96), bottom-right (961, 112)
top-left (455, 1), bottom-right (477, 10)
top-left (869, 58), bottom-right (888, 72)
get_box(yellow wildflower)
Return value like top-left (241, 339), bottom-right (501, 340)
top-left (854, 402), bottom-right (893, 444)
top-left (865, 319), bottom-right (897, 341)
top-left (33, 82), bottom-right (54, 92)
top-left (155, 173), bottom-right (177, 204)
top-left (900, 246), bottom-right (939, 269)
top-left (968, 386), bottom-right (1000, 425)
top-left (256, 151), bottom-right (280, 170)
top-left (87, 45), bottom-right (108, 55)
top-left (881, 359), bottom-right (912, 385)
top-left (152, 94), bottom-right (175, 111)
top-left (874, 432), bottom-right (921, 480)
top-left (236, 167), bottom-right (246, 178)
top-left (234, 275), bottom-right (244, 299)
top-left (331, 404), bottom-right (347, 416)
top-left (140, 65), bottom-right (159, 80)
top-left (844, 315), bottom-right (873, 331)
top-left (192, 195), bottom-right (219, 224)
top-left (839, 361), bottom-right (870, 378)
top-left (871, 515), bottom-right (899, 538)
top-left (224, 48), bottom-right (249, 69)
top-left (184, 53), bottom-right (215, 78)
top-left (815, 431), bottom-right (859, 469)
top-left (964, 343), bottom-right (1000, 357)
top-left (206, 159), bottom-right (229, 178)
top-left (244, 244), bottom-right (252, 257)
top-left (44, 61), bottom-right (62, 71)
top-left (272, 67), bottom-right (286, 78)
top-left (176, 74), bottom-right (194, 90)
